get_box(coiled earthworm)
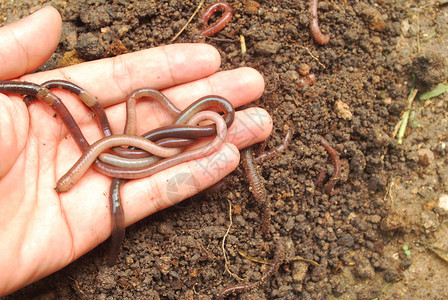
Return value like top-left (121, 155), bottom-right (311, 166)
top-left (199, 2), bottom-right (233, 37)
top-left (309, 0), bottom-right (330, 45)
top-left (320, 138), bottom-right (341, 195)
top-left (111, 95), bottom-right (235, 159)
top-left (55, 134), bottom-right (183, 193)
top-left (56, 111), bottom-right (228, 192)
top-left (217, 241), bottom-right (286, 299)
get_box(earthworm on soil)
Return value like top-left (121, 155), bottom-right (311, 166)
top-left (241, 147), bottom-right (271, 236)
top-left (216, 241), bottom-right (286, 299)
top-left (319, 138), bottom-right (341, 195)
top-left (199, 2), bottom-right (233, 37)
top-left (241, 130), bottom-right (293, 236)
top-left (309, 0), bottom-right (330, 45)
top-left (255, 129), bottom-right (293, 163)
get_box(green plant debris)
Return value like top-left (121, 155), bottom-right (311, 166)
top-left (402, 245), bottom-right (411, 256)
top-left (419, 82), bottom-right (448, 100)
top-left (397, 88), bottom-right (418, 144)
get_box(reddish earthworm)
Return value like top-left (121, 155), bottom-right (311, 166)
top-left (309, 0), bottom-right (330, 45)
top-left (241, 147), bottom-right (271, 236)
top-left (255, 129), bottom-right (293, 163)
top-left (320, 138), bottom-right (341, 195)
top-left (217, 241), bottom-right (286, 299)
top-left (56, 111), bottom-right (228, 192)
top-left (124, 88), bottom-right (181, 136)
top-left (199, 2), bottom-right (233, 37)
top-left (313, 169), bottom-right (327, 187)
top-left (56, 134), bottom-right (183, 192)
top-left (99, 137), bottom-right (194, 168)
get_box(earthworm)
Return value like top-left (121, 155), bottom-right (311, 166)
top-left (99, 137), bottom-right (194, 168)
top-left (313, 169), bottom-right (327, 186)
top-left (40, 79), bottom-right (113, 137)
top-left (56, 111), bottom-right (228, 192)
top-left (217, 241), bottom-right (286, 299)
top-left (124, 88), bottom-right (181, 136)
top-left (320, 138), bottom-right (341, 195)
top-left (309, 0), bottom-right (330, 45)
top-left (199, 2), bottom-right (233, 37)
top-left (255, 129), bottom-right (293, 163)
top-left (107, 177), bottom-right (126, 266)
top-left (55, 134), bottom-right (183, 193)
top-left (241, 147), bottom-right (271, 236)
top-left (0, 81), bottom-right (90, 149)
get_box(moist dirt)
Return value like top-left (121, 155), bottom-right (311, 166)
top-left (2, 0), bottom-right (448, 299)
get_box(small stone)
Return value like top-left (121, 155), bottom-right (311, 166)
top-left (298, 63), bottom-right (311, 76)
top-left (244, 0), bottom-right (260, 15)
top-left (438, 194), bottom-right (448, 212)
top-left (334, 100), bottom-right (353, 120)
top-left (292, 261), bottom-right (309, 282)
top-left (417, 148), bottom-right (434, 166)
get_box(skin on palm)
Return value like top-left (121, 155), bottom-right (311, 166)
top-left (0, 7), bottom-right (271, 296)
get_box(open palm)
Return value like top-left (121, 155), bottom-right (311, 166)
top-left (0, 7), bottom-right (272, 296)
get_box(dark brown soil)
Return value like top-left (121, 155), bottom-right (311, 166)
top-left (2, 0), bottom-right (448, 299)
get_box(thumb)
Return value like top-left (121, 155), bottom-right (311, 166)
top-left (0, 6), bottom-right (62, 80)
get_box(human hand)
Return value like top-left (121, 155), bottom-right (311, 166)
top-left (0, 7), bottom-right (272, 296)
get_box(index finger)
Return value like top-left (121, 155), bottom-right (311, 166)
top-left (21, 43), bottom-right (221, 107)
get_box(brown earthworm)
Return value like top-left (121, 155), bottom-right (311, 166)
top-left (56, 111), bottom-right (228, 192)
top-left (241, 147), bottom-right (271, 236)
top-left (40, 79), bottom-right (113, 137)
top-left (255, 129), bottom-right (293, 163)
top-left (309, 0), bottom-right (330, 45)
top-left (320, 138), bottom-right (341, 195)
top-left (55, 134), bottom-right (183, 193)
top-left (199, 2), bottom-right (233, 37)
top-left (0, 80), bottom-right (90, 150)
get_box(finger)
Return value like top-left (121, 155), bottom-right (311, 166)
top-left (0, 94), bottom-right (29, 177)
top-left (23, 43), bottom-right (222, 107)
top-left (0, 6), bottom-right (62, 80)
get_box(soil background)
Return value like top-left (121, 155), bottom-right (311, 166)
top-left (2, 0), bottom-right (448, 299)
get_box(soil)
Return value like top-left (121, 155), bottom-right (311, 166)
top-left (2, 0), bottom-right (448, 299)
